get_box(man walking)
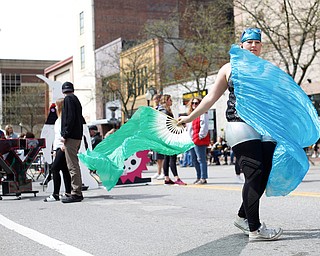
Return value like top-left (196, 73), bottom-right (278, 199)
top-left (60, 81), bottom-right (84, 203)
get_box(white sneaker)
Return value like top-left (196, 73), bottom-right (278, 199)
top-left (234, 216), bottom-right (249, 235)
top-left (44, 195), bottom-right (59, 202)
top-left (152, 173), bottom-right (160, 179)
top-left (249, 222), bottom-right (283, 242)
top-left (235, 175), bottom-right (244, 184)
top-left (156, 174), bottom-right (165, 180)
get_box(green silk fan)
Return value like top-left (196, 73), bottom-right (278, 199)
top-left (78, 106), bottom-right (194, 190)
top-left (141, 107), bottom-right (192, 150)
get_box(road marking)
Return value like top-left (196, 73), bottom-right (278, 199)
top-left (290, 191), bottom-right (320, 198)
top-left (187, 184), bottom-right (242, 191)
top-left (185, 184), bottom-right (320, 197)
top-left (0, 213), bottom-right (93, 256)
top-left (152, 180), bottom-right (320, 197)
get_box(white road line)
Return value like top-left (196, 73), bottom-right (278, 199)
top-left (0, 213), bottom-right (93, 256)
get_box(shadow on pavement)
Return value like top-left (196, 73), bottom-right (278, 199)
top-left (282, 229), bottom-right (320, 240)
top-left (177, 234), bottom-right (247, 256)
top-left (85, 193), bottom-right (167, 201)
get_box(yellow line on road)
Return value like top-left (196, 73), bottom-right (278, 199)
top-left (187, 184), bottom-right (242, 191)
top-left (152, 180), bottom-right (320, 198)
top-left (289, 191), bottom-right (320, 198)
top-left (186, 184), bottom-right (320, 198)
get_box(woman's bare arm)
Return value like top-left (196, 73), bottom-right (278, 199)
top-left (177, 63), bottom-right (230, 124)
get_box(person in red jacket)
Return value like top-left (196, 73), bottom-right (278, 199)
top-left (187, 97), bottom-right (210, 184)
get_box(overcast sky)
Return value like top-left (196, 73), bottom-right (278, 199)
top-left (0, 0), bottom-right (76, 61)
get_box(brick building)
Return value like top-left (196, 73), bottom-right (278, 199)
top-left (56, 0), bottom-right (233, 128)
top-left (0, 59), bottom-right (57, 135)
top-left (93, 0), bottom-right (188, 49)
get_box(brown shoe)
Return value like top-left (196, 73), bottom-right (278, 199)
top-left (61, 194), bottom-right (83, 203)
top-left (196, 179), bottom-right (207, 185)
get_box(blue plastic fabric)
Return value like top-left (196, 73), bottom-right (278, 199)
top-left (230, 44), bottom-right (320, 196)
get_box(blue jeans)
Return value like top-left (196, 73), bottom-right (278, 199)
top-left (182, 150), bottom-right (192, 167)
top-left (190, 145), bottom-right (208, 179)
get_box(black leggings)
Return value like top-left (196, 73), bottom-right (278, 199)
top-left (51, 148), bottom-right (72, 196)
top-left (232, 140), bottom-right (276, 231)
top-left (163, 155), bottom-right (178, 177)
top-left (235, 159), bottom-right (241, 175)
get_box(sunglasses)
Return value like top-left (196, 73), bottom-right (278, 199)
top-left (192, 101), bottom-right (199, 105)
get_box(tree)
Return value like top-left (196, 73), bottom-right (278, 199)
top-left (143, 0), bottom-right (234, 94)
top-left (97, 39), bottom-right (159, 120)
top-left (3, 84), bottom-right (46, 135)
top-left (234, 0), bottom-right (320, 85)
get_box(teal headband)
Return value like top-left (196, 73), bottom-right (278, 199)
top-left (240, 28), bottom-right (261, 43)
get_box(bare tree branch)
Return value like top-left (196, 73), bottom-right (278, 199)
top-left (143, 0), bottom-right (234, 94)
top-left (234, 0), bottom-right (320, 85)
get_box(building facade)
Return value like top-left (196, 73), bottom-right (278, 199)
top-left (46, 0), bottom-right (320, 140)
top-left (65, 0), bottom-right (225, 125)
top-left (0, 59), bottom-right (57, 136)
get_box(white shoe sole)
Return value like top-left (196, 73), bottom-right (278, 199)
top-left (249, 228), bottom-right (283, 242)
top-left (234, 221), bottom-right (249, 236)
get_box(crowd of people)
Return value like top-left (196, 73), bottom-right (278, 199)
top-left (0, 124), bottom-right (19, 139)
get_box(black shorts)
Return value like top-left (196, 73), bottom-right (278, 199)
top-left (153, 151), bottom-right (164, 160)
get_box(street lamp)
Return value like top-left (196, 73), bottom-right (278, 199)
top-left (145, 90), bottom-right (152, 106)
top-left (108, 106), bottom-right (119, 128)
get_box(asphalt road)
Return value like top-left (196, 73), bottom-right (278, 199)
top-left (0, 162), bottom-right (320, 256)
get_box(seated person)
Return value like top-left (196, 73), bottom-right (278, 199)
top-left (212, 136), bottom-right (229, 165)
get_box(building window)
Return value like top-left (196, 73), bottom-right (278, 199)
top-left (127, 71), bottom-right (135, 97)
top-left (137, 66), bottom-right (148, 96)
top-left (80, 11), bottom-right (84, 35)
top-left (126, 67), bottom-right (148, 97)
top-left (2, 73), bottom-right (21, 87)
top-left (80, 46), bottom-right (85, 69)
top-left (142, 66), bottom-right (148, 91)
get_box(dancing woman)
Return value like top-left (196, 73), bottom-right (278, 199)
top-left (178, 28), bottom-right (283, 241)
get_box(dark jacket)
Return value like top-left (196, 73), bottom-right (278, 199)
top-left (91, 133), bottom-right (102, 149)
top-left (158, 105), bottom-right (173, 118)
top-left (61, 93), bottom-right (83, 140)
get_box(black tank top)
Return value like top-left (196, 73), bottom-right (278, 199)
top-left (226, 74), bottom-right (244, 122)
